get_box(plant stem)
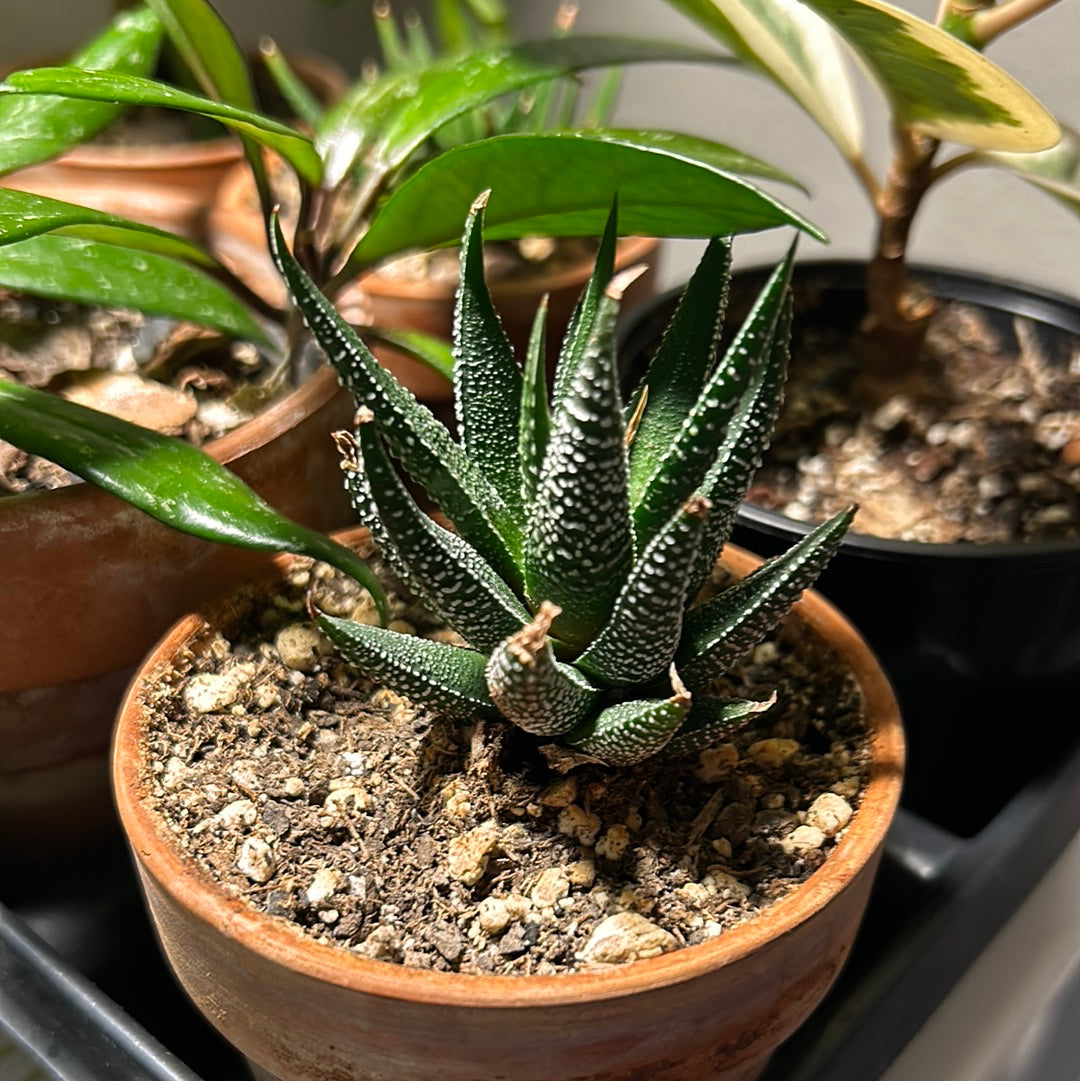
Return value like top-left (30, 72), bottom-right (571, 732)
top-left (969, 0), bottom-right (1064, 46)
top-left (861, 127), bottom-right (940, 383)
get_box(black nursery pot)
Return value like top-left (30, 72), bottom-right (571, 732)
top-left (620, 261), bottom-right (1080, 837)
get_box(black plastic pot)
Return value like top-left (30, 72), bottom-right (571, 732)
top-left (620, 261), bottom-right (1080, 837)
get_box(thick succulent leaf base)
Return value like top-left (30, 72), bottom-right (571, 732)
top-left (661, 694), bottom-right (777, 760)
top-left (564, 670), bottom-right (692, 766)
top-left (484, 603), bottom-right (600, 736)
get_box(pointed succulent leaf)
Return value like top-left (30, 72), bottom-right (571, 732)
top-left (0, 69), bottom-right (321, 186)
top-left (576, 495), bottom-right (710, 686)
top-left (454, 193), bottom-right (523, 521)
top-left (551, 205), bottom-right (617, 408)
top-left (564, 668), bottom-right (691, 766)
top-left (349, 129), bottom-right (821, 270)
top-left (0, 233), bottom-right (269, 345)
top-left (661, 693), bottom-right (776, 759)
top-left (677, 507), bottom-right (854, 690)
top-left (631, 245), bottom-right (794, 550)
top-left (519, 296), bottom-right (551, 511)
top-left (269, 215), bottom-right (524, 586)
top-left (484, 603), bottom-right (600, 736)
top-left (0, 6), bottom-right (162, 175)
top-left (0, 188), bottom-right (218, 267)
top-left (687, 289), bottom-right (793, 593)
top-left (361, 325), bottom-right (455, 383)
top-left (525, 289), bottom-right (633, 648)
top-left (319, 616), bottom-right (497, 720)
top-left (627, 237), bottom-right (732, 505)
top-left (337, 420), bottom-right (530, 653)
top-left (801, 0), bottom-right (1059, 152)
top-left (0, 378), bottom-right (387, 622)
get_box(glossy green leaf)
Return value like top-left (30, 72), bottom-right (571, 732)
top-left (368, 36), bottom-right (737, 178)
top-left (0, 234), bottom-right (268, 345)
top-left (144, 0), bottom-right (255, 108)
top-left (983, 123), bottom-right (1080, 216)
top-left (361, 326), bottom-right (455, 382)
top-left (352, 129), bottom-right (819, 270)
top-left (663, 0), bottom-right (863, 162)
top-left (0, 378), bottom-right (386, 621)
top-left (0, 7), bottom-right (162, 175)
top-left (0, 69), bottom-right (321, 185)
top-left (0, 188), bottom-right (218, 268)
top-left (801, 0), bottom-right (1060, 152)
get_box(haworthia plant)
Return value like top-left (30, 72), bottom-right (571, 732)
top-left (275, 199), bottom-right (853, 766)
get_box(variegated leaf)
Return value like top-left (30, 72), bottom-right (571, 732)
top-left (665, 0), bottom-right (863, 162)
top-left (802, 0), bottom-right (1060, 152)
top-left (982, 123), bottom-right (1080, 217)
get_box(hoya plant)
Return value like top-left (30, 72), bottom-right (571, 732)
top-left (662, 0), bottom-right (1073, 374)
top-left (0, 0), bottom-right (818, 375)
top-left (0, 200), bottom-right (852, 764)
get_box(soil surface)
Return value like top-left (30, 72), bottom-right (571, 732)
top-left (0, 291), bottom-right (289, 495)
top-left (140, 546), bottom-right (871, 976)
top-left (748, 295), bottom-right (1080, 545)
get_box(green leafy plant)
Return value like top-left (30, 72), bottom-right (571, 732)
top-left (0, 200), bottom-right (852, 764)
top-left (0, 0), bottom-right (820, 375)
top-left (662, 0), bottom-right (1072, 376)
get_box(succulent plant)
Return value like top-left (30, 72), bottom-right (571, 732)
top-left (270, 196), bottom-right (852, 765)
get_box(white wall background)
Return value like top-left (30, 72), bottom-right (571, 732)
top-left (2, 0), bottom-right (1077, 297)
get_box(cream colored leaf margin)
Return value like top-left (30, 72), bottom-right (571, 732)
top-left (665, 0), bottom-right (864, 162)
top-left (802, 0), bottom-right (1059, 152)
top-left (984, 124), bottom-right (1080, 214)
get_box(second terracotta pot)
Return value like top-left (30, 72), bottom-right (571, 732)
top-left (0, 365), bottom-right (355, 871)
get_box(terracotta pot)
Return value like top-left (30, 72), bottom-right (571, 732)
top-left (112, 531), bottom-right (904, 1081)
top-left (0, 53), bottom-right (346, 239)
top-left (207, 161), bottom-right (660, 400)
top-left (0, 364), bottom-right (356, 868)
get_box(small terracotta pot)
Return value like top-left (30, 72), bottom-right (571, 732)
top-left (0, 364), bottom-right (356, 867)
top-left (113, 532), bottom-right (904, 1081)
top-left (0, 53), bottom-right (346, 239)
top-left (207, 162), bottom-right (660, 400)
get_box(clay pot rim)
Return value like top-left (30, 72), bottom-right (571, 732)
top-left (113, 535), bottom-right (903, 1009)
top-left (2, 363), bottom-right (343, 516)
